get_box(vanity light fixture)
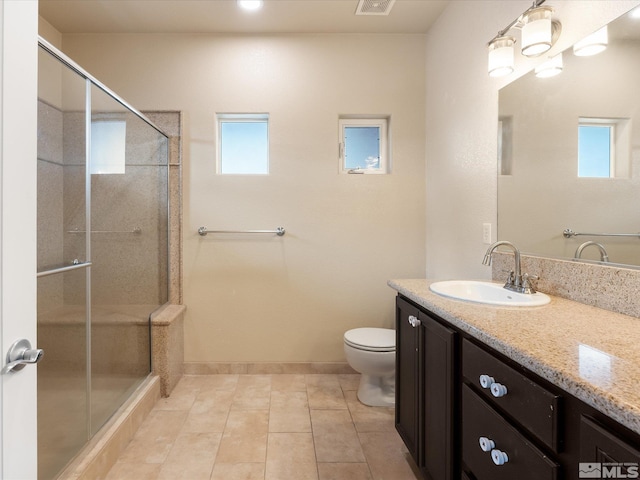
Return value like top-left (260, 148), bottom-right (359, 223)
top-left (487, 0), bottom-right (561, 77)
top-left (521, 6), bottom-right (555, 56)
top-left (237, 0), bottom-right (263, 12)
top-left (573, 26), bottom-right (608, 57)
top-left (534, 52), bottom-right (563, 78)
top-left (631, 6), bottom-right (640, 19)
top-left (488, 36), bottom-right (516, 77)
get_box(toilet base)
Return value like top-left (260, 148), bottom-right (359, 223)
top-left (356, 373), bottom-right (395, 407)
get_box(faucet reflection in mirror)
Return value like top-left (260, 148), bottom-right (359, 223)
top-left (575, 241), bottom-right (609, 263)
top-left (483, 241), bottom-right (538, 294)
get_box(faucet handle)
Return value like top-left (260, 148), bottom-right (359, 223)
top-left (504, 270), bottom-right (515, 287)
top-left (521, 273), bottom-right (538, 294)
top-left (507, 270), bottom-right (516, 285)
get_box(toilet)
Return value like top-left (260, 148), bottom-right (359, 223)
top-left (343, 327), bottom-right (396, 407)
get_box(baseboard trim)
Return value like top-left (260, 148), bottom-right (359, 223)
top-left (183, 362), bottom-right (357, 375)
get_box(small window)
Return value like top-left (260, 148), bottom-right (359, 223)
top-left (578, 124), bottom-right (613, 178)
top-left (339, 117), bottom-right (389, 174)
top-left (217, 113), bottom-right (269, 174)
top-left (91, 120), bottom-right (126, 174)
top-left (578, 117), bottom-right (630, 179)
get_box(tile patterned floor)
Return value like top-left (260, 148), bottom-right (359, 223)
top-left (105, 374), bottom-right (420, 480)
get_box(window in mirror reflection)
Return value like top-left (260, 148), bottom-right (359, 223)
top-left (578, 124), bottom-right (612, 178)
top-left (578, 117), bottom-right (630, 179)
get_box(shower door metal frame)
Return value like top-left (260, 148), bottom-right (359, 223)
top-left (37, 38), bottom-right (167, 137)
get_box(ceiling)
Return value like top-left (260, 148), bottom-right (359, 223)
top-left (39, 0), bottom-right (450, 35)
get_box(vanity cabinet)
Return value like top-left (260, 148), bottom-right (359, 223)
top-left (394, 293), bottom-right (640, 480)
top-left (395, 296), bottom-right (457, 480)
top-left (396, 297), bottom-right (421, 460)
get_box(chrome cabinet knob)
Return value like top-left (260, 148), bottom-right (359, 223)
top-left (479, 374), bottom-right (495, 389)
top-left (491, 382), bottom-right (508, 398)
top-left (478, 436), bottom-right (495, 452)
top-left (408, 315), bottom-right (421, 327)
top-left (491, 449), bottom-right (509, 466)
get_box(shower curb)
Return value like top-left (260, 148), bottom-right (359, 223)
top-left (55, 375), bottom-right (161, 480)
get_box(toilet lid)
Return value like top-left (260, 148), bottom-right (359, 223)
top-left (344, 328), bottom-right (395, 352)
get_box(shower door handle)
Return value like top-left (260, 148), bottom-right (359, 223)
top-left (1, 339), bottom-right (44, 374)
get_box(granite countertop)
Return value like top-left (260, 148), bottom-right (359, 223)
top-left (388, 278), bottom-right (640, 436)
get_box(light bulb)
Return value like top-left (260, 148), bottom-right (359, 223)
top-left (488, 36), bottom-right (515, 77)
top-left (237, 0), bottom-right (263, 12)
top-left (521, 6), bottom-right (554, 57)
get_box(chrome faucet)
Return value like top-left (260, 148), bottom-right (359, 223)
top-left (483, 241), bottom-right (536, 294)
top-left (574, 241), bottom-right (609, 262)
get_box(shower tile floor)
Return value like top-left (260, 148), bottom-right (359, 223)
top-left (105, 374), bottom-right (420, 480)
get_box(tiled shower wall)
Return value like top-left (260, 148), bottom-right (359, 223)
top-left (37, 100), bottom-right (65, 312)
top-left (145, 111), bottom-right (182, 305)
top-left (37, 104), bottom-right (182, 309)
top-left (60, 111), bottom-right (169, 307)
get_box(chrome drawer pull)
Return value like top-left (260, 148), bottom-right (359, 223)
top-left (491, 449), bottom-right (509, 466)
top-left (408, 315), bottom-right (421, 327)
top-left (479, 374), bottom-right (495, 389)
top-left (478, 436), bottom-right (495, 452)
top-left (490, 382), bottom-right (508, 398)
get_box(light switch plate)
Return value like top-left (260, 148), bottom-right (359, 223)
top-left (483, 223), bottom-right (492, 244)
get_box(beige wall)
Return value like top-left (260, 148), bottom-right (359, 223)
top-left (57, 33), bottom-right (427, 362)
top-left (424, 0), bottom-right (639, 280)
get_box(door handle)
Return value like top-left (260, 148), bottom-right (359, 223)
top-left (1, 339), bottom-right (44, 374)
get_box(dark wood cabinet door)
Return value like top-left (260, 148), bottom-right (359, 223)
top-left (421, 311), bottom-right (457, 480)
top-left (580, 415), bottom-right (640, 478)
top-left (395, 296), bottom-right (421, 462)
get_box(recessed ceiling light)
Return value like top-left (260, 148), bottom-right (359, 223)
top-left (237, 0), bottom-right (263, 12)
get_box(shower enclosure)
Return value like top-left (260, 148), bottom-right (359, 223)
top-left (37, 39), bottom-right (169, 479)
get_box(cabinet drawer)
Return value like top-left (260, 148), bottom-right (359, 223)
top-left (462, 339), bottom-right (560, 451)
top-left (462, 385), bottom-right (560, 480)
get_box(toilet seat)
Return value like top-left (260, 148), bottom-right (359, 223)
top-left (344, 328), bottom-right (395, 352)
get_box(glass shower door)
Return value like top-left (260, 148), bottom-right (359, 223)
top-left (37, 47), bottom-right (89, 480)
top-left (88, 84), bottom-right (168, 434)
top-left (37, 40), bottom-right (169, 479)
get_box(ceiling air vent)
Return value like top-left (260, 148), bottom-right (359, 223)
top-left (355, 0), bottom-right (396, 16)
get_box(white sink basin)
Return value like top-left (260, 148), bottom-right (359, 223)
top-left (429, 280), bottom-right (550, 307)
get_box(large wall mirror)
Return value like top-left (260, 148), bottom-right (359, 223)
top-left (498, 6), bottom-right (640, 268)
